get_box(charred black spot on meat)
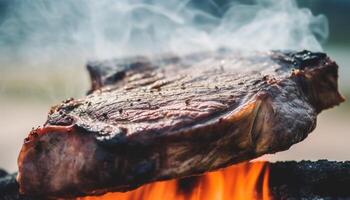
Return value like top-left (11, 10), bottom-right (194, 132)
top-left (273, 50), bottom-right (327, 70)
top-left (290, 50), bottom-right (327, 69)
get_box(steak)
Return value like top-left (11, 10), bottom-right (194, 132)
top-left (17, 50), bottom-right (344, 197)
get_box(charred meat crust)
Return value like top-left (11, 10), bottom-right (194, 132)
top-left (17, 50), bottom-right (344, 197)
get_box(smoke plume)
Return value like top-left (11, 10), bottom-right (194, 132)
top-left (0, 0), bottom-right (328, 67)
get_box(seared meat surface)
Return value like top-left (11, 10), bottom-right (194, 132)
top-left (17, 50), bottom-right (344, 197)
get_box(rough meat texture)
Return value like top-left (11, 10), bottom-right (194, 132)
top-left (17, 50), bottom-right (344, 197)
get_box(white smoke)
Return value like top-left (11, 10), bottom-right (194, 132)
top-left (0, 0), bottom-right (328, 67)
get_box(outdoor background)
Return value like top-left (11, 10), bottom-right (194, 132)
top-left (0, 0), bottom-right (349, 172)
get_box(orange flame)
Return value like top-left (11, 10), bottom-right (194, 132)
top-left (81, 162), bottom-right (270, 200)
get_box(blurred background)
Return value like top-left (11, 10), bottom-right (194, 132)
top-left (0, 0), bottom-right (349, 172)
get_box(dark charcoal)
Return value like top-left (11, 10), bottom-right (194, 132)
top-left (269, 160), bottom-right (350, 200)
top-left (0, 171), bottom-right (32, 200)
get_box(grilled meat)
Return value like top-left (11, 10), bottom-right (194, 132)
top-left (17, 50), bottom-right (344, 197)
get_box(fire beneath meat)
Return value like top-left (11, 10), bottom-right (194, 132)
top-left (80, 162), bottom-right (270, 200)
top-left (3, 160), bottom-right (350, 199)
top-left (17, 50), bottom-right (344, 198)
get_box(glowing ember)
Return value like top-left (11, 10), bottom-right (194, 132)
top-left (80, 162), bottom-right (270, 200)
